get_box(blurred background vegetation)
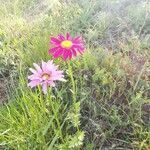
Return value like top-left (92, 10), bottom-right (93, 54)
top-left (0, 0), bottom-right (150, 149)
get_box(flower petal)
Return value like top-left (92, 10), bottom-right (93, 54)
top-left (68, 50), bottom-right (72, 59)
top-left (28, 75), bottom-right (41, 80)
top-left (28, 80), bottom-right (40, 88)
top-left (53, 49), bottom-right (63, 58)
top-left (42, 61), bottom-right (48, 72)
top-left (73, 36), bottom-right (82, 43)
top-left (58, 34), bottom-right (65, 41)
top-left (66, 33), bottom-right (71, 40)
top-left (71, 48), bottom-right (77, 57)
top-left (73, 44), bottom-right (84, 50)
top-left (51, 37), bottom-right (61, 45)
top-left (33, 63), bottom-right (42, 74)
top-left (63, 50), bottom-right (69, 60)
top-left (42, 83), bottom-right (48, 94)
top-left (29, 68), bottom-right (38, 74)
top-left (49, 47), bottom-right (60, 54)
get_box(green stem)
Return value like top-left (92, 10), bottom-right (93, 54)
top-left (38, 85), bottom-right (46, 110)
top-left (67, 61), bottom-right (76, 104)
top-left (67, 61), bottom-right (80, 132)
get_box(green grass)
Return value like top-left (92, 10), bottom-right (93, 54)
top-left (0, 0), bottom-right (150, 149)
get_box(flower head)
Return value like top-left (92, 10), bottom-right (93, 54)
top-left (49, 33), bottom-right (85, 60)
top-left (28, 60), bottom-right (65, 94)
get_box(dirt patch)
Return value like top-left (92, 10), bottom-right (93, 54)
top-left (120, 51), bottom-right (149, 81)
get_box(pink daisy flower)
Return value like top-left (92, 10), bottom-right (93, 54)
top-left (49, 33), bottom-right (85, 60)
top-left (28, 60), bottom-right (65, 94)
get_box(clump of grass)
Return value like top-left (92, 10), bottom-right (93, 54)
top-left (79, 48), bottom-right (149, 149)
top-left (0, 71), bottom-right (84, 149)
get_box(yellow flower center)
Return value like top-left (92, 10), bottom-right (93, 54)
top-left (42, 73), bottom-right (50, 80)
top-left (61, 40), bottom-right (73, 48)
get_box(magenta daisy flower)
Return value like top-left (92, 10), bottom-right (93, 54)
top-left (28, 60), bottom-right (65, 94)
top-left (49, 33), bottom-right (85, 60)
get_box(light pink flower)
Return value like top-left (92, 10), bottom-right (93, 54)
top-left (49, 33), bottom-right (85, 60)
top-left (28, 60), bottom-right (65, 94)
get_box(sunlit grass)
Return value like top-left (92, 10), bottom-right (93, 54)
top-left (0, 0), bottom-right (150, 149)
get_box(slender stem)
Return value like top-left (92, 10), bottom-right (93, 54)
top-left (67, 61), bottom-right (80, 132)
top-left (38, 85), bottom-right (46, 110)
top-left (67, 61), bottom-right (76, 104)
